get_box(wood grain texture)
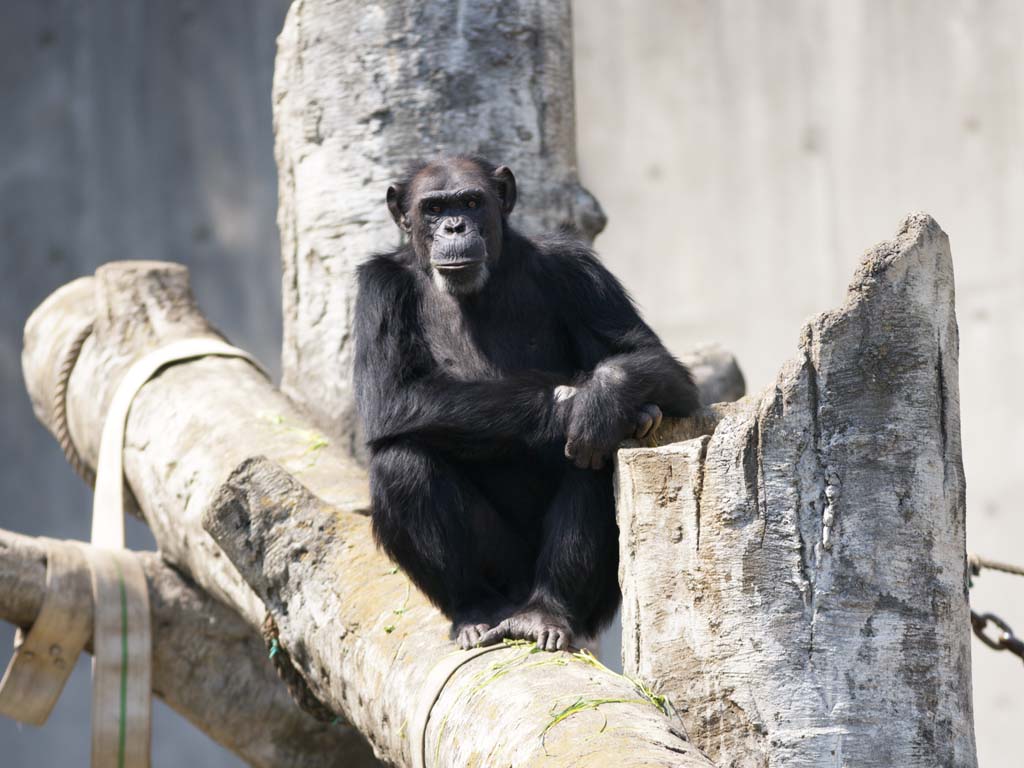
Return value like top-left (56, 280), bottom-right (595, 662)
top-left (616, 214), bottom-right (977, 767)
top-left (273, 0), bottom-right (606, 454)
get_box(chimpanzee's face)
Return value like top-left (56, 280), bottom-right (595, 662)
top-left (387, 159), bottom-right (517, 296)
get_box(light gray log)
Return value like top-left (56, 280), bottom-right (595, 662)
top-left (23, 262), bottom-right (714, 767)
top-left (23, 264), bottom-right (370, 631)
top-left (273, 0), bottom-right (606, 452)
top-left (615, 214), bottom-right (977, 767)
top-left (0, 528), bottom-right (372, 768)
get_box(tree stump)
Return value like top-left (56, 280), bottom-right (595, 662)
top-left (616, 214), bottom-right (977, 767)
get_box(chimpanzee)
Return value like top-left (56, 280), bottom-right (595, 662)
top-left (353, 156), bottom-right (699, 652)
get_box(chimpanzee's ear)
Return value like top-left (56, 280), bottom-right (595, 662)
top-left (386, 184), bottom-right (410, 231)
top-left (493, 166), bottom-right (517, 216)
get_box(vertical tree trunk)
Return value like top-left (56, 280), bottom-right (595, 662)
top-left (273, 0), bottom-right (605, 452)
top-left (615, 214), bottom-right (978, 767)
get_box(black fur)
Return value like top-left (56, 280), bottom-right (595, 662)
top-left (354, 156), bottom-right (699, 650)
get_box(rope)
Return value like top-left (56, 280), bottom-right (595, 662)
top-left (968, 552), bottom-right (1024, 578)
top-left (410, 644), bottom-right (507, 768)
top-left (260, 614), bottom-right (336, 723)
top-left (53, 322), bottom-right (95, 487)
top-left (968, 551), bottom-right (1024, 664)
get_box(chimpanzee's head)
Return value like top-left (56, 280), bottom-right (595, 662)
top-left (387, 156), bottom-right (517, 295)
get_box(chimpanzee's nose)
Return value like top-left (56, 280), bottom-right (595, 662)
top-left (443, 219), bottom-right (466, 235)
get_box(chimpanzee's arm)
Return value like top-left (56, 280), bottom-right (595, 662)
top-left (353, 255), bottom-right (567, 453)
top-left (540, 236), bottom-right (700, 466)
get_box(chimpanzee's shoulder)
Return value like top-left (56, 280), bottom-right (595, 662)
top-left (519, 229), bottom-right (611, 288)
top-left (356, 248), bottom-right (418, 295)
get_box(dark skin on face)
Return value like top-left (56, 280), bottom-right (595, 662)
top-left (387, 159), bottom-right (516, 295)
top-left (357, 156), bottom-right (700, 651)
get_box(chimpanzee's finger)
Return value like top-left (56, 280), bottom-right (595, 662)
top-left (646, 403), bottom-right (663, 433)
top-left (546, 631), bottom-right (561, 652)
top-left (634, 411), bottom-right (653, 439)
top-left (478, 621), bottom-right (510, 647)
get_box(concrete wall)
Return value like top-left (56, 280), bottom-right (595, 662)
top-left (574, 2), bottom-right (1023, 766)
top-left (1, 1), bottom-right (1020, 765)
top-left (0, 1), bottom-right (288, 765)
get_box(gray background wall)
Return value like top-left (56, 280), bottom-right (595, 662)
top-left (0, 2), bottom-right (287, 765)
top-left (1, 1), bottom-right (1020, 766)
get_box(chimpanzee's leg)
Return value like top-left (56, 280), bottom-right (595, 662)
top-left (479, 466), bottom-right (619, 651)
top-left (369, 440), bottom-right (532, 648)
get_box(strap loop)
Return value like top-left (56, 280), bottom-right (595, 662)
top-left (0, 539), bottom-right (92, 726)
top-left (89, 337), bottom-right (264, 767)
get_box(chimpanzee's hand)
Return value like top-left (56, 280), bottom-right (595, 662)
top-left (632, 403), bottom-right (663, 440)
top-left (558, 386), bottom-right (664, 469)
top-left (561, 386), bottom-right (633, 470)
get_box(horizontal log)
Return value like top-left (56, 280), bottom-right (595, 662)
top-left (0, 528), bottom-right (374, 768)
top-left (23, 264), bottom-right (370, 629)
top-left (23, 261), bottom-right (716, 766)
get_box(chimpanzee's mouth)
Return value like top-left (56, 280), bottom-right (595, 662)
top-left (432, 260), bottom-right (482, 272)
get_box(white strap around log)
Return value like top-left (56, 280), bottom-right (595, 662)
top-left (92, 337), bottom-right (265, 546)
top-left (89, 337), bottom-right (264, 767)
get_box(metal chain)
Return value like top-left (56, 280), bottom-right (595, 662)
top-left (969, 552), bottom-right (1024, 664)
top-left (971, 611), bottom-right (1024, 662)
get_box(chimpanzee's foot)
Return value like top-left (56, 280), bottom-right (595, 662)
top-left (452, 599), bottom-right (517, 650)
top-left (477, 607), bottom-right (574, 652)
top-left (453, 620), bottom-right (493, 650)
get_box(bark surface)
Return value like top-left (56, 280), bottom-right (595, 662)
top-left (273, 0), bottom-right (606, 452)
top-left (615, 214), bottom-right (977, 767)
top-left (22, 261), bottom-right (714, 767)
top-left (0, 528), bottom-right (371, 768)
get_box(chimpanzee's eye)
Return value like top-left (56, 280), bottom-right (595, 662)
top-left (429, 203), bottom-right (442, 214)
top-left (467, 199), bottom-right (478, 209)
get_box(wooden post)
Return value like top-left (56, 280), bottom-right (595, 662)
top-left (616, 214), bottom-right (978, 767)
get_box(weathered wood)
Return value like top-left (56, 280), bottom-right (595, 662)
top-left (616, 214), bottom-right (977, 767)
top-left (23, 264), bottom-right (369, 631)
top-left (273, 0), bottom-right (606, 452)
top-left (0, 528), bottom-right (373, 768)
top-left (23, 262), bottom-right (715, 767)
top-left (206, 456), bottom-right (714, 767)
top-left (680, 343), bottom-right (746, 407)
